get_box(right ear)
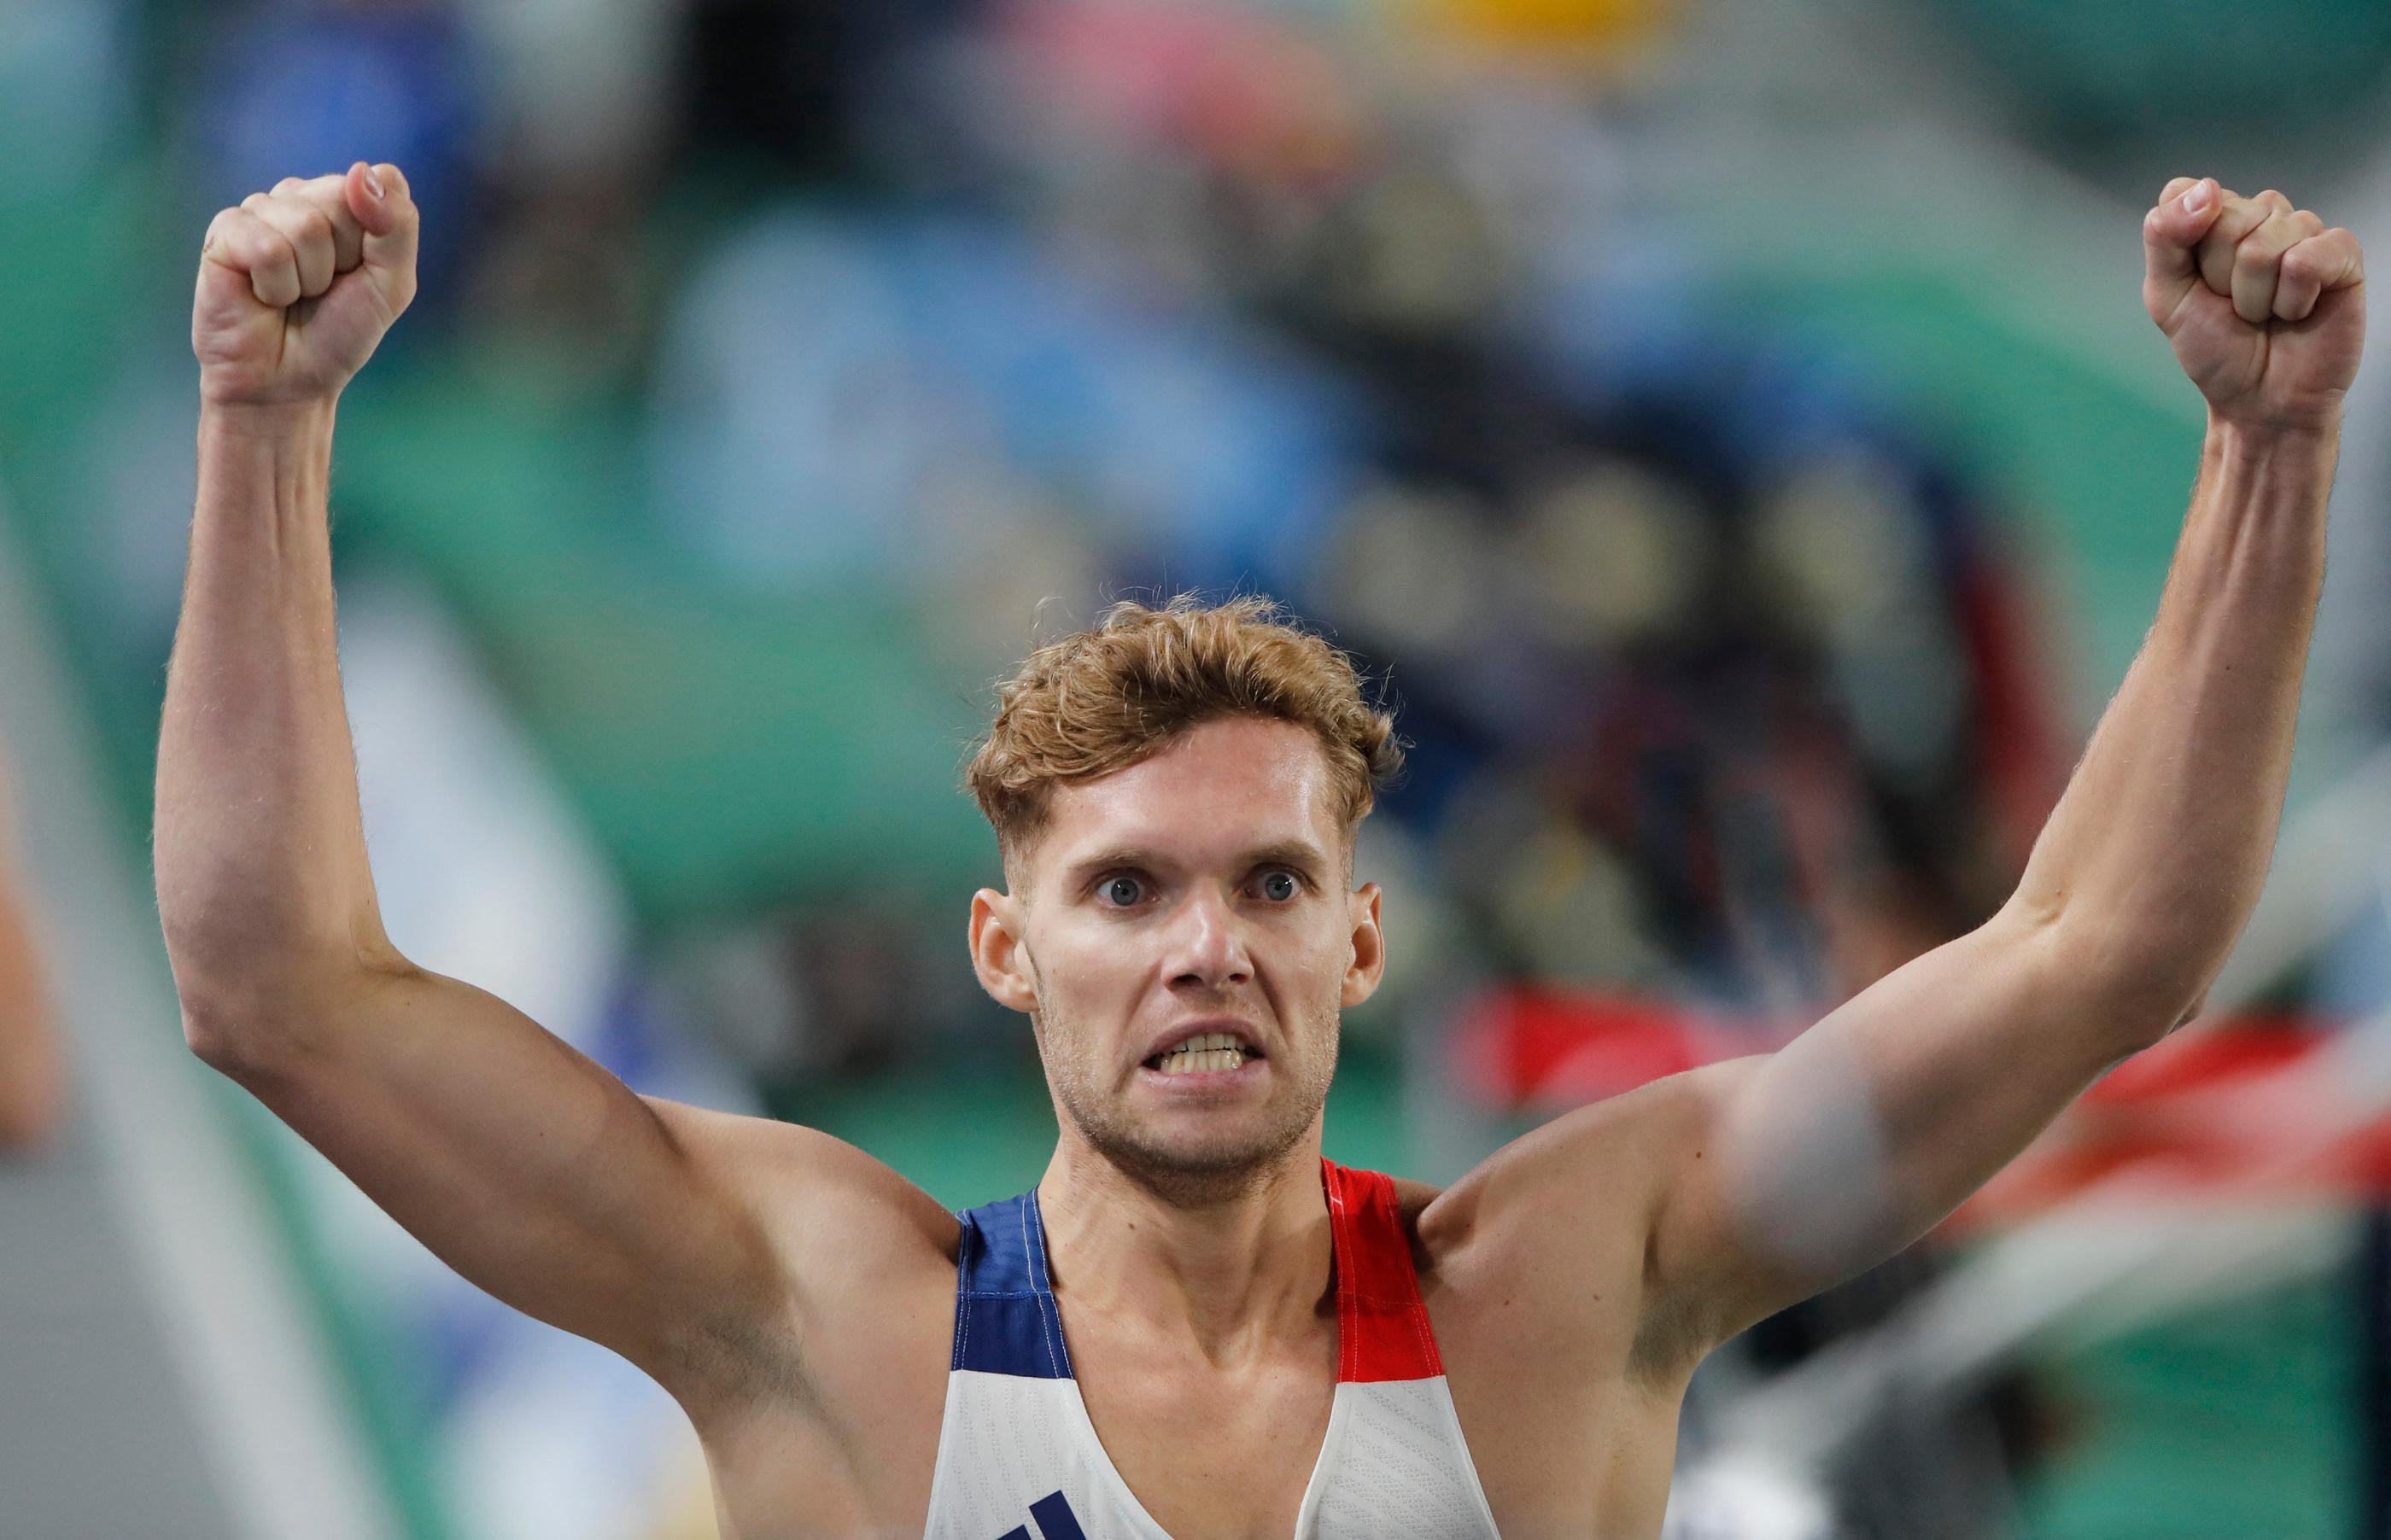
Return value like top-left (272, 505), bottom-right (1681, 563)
top-left (969, 889), bottom-right (1038, 1013)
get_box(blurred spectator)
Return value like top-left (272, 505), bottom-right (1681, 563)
top-left (0, 0), bottom-right (2326, 1531)
top-left (0, 755), bottom-right (61, 1153)
top-left (453, 0), bottom-right (685, 383)
top-left (190, 0), bottom-right (480, 297)
top-left (643, 203), bottom-right (1352, 612)
top-left (0, 0), bottom-right (129, 204)
top-left (462, 0), bottom-right (681, 184)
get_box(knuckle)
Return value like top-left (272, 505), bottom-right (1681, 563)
top-left (2235, 234), bottom-right (2283, 270)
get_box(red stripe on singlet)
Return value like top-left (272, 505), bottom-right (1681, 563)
top-left (1323, 1158), bottom-right (1445, 1383)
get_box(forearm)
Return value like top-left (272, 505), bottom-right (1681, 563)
top-left (1651, 186), bottom-right (2365, 1340)
top-left (156, 402), bottom-right (395, 1046)
top-left (2009, 415), bottom-right (2335, 1030)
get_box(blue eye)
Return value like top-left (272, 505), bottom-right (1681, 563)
top-left (1260, 871), bottom-right (1297, 901)
top-left (1102, 876), bottom-right (1143, 907)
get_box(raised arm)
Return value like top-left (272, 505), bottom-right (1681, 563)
top-left (1651, 178), bottom-right (2368, 1341)
top-left (1450, 180), bottom-right (2364, 1363)
top-left (155, 166), bottom-right (941, 1397)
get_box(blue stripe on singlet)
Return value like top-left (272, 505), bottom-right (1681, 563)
top-left (951, 1191), bottom-right (1075, 1379)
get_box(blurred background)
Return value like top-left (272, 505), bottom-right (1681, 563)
top-left (8, 0), bottom-right (2391, 1536)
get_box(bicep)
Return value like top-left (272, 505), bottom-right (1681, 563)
top-left (1648, 913), bottom-right (2126, 1345)
top-left (224, 963), bottom-right (788, 1384)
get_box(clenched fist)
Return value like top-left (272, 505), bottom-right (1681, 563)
top-left (2144, 178), bottom-right (2365, 431)
top-left (193, 161), bottom-right (418, 409)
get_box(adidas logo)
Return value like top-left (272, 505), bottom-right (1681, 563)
top-left (996, 1489), bottom-right (1088, 1540)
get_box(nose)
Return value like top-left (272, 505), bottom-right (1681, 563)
top-left (1165, 884), bottom-right (1251, 991)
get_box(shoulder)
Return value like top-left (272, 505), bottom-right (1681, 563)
top-left (640, 1099), bottom-right (962, 1388)
top-left (1419, 1059), bottom-right (1760, 1247)
top-left (1407, 1058), bottom-right (1768, 1351)
top-left (646, 1096), bottom-right (964, 1263)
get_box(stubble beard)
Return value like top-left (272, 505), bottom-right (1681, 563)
top-left (1035, 993), bottom-right (1340, 1208)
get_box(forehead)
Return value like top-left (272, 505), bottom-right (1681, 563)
top-left (1029, 717), bottom-right (1342, 879)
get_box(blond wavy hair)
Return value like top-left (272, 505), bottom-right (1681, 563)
top-left (968, 595), bottom-right (1402, 870)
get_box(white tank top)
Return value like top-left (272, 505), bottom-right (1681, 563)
top-left (922, 1159), bottom-right (1505, 1540)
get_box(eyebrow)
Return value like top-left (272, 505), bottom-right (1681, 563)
top-left (1064, 840), bottom-right (1333, 883)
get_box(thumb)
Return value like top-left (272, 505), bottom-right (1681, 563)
top-left (342, 161), bottom-right (420, 318)
top-left (2143, 177), bottom-right (2224, 330)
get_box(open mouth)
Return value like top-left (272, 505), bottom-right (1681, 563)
top-left (1143, 1031), bottom-right (1263, 1076)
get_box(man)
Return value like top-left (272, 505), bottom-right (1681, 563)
top-left (0, 753), bottom-right (61, 1153)
top-left (158, 160), bottom-right (2360, 1538)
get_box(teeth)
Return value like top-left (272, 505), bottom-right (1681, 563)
top-left (1154, 1033), bottom-right (1251, 1075)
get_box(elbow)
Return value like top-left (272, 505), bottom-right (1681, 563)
top-left (2013, 901), bottom-right (2224, 1050)
top-left (2095, 968), bottom-right (2216, 1053)
top-left (178, 991), bottom-right (263, 1078)
top-left (172, 962), bottom-right (355, 1085)
top-left (172, 965), bottom-right (281, 1082)
top-left (2084, 945), bottom-right (2218, 1045)
top-left (164, 920), bottom-right (393, 1082)
top-left (161, 913), bottom-right (266, 1071)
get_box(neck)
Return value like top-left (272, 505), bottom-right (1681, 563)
top-left (1036, 1126), bottom-right (1332, 1361)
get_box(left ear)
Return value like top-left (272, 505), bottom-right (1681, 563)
top-left (1341, 882), bottom-right (1386, 1008)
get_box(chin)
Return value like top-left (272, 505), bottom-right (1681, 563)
top-left (1079, 1108), bottom-right (1317, 1202)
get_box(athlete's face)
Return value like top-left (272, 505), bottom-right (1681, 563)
top-left (970, 717), bottom-right (1385, 1198)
